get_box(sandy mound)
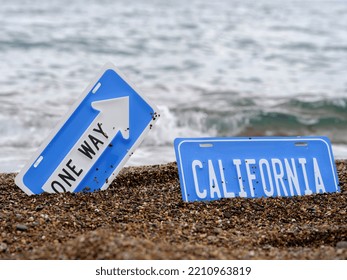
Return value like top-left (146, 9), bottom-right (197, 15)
top-left (0, 161), bottom-right (346, 259)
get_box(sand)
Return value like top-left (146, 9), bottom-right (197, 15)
top-left (0, 161), bottom-right (346, 260)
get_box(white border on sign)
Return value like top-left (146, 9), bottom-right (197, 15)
top-left (176, 137), bottom-right (338, 202)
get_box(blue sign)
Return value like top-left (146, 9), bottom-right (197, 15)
top-left (16, 63), bottom-right (159, 195)
top-left (174, 137), bottom-right (340, 202)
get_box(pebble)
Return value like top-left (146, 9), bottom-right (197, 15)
top-left (0, 242), bottom-right (7, 252)
top-left (207, 235), bottom-right (217, 242)
top-left (336, 241), bottom-right (347, 249)
top-left (35, 205), bottom-right (44, 211)
top-left (16, 224), bottom-right (28, 231)
top-left (223, 211), bottom-right (232, 218)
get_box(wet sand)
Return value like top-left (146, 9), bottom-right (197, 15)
top-left (0, 161), bottom-right (346, 259)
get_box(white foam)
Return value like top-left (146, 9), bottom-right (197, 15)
top-left (332, 144), bottom-right (347, 160)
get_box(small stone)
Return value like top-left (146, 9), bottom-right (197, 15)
top-left (336, 241), bottom-right (347, 249)
top-left (40, 214), bottom-right (49, 220)
top-left (0, 242), bottom-right (7, 252)
top-left (16, 224), bottom-right (28, 231)
top-left (214, 228), bottom-right (222, 234)
top-left (337, 249), bottom-right (344, 254)
top-left (223, 211), bottom-right (232, 218)
top-left (35, 205), bottom-right (44, 211)
top-left (207, 235), bottom-right (217, 242)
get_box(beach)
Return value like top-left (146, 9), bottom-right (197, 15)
top-left (0, 160), bottom-right (346, 260)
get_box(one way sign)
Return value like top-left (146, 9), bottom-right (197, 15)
top-left (16, 63), bottom-right (160, 195)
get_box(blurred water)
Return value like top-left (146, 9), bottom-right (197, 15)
top-left (1, 0), bottom-right (347, 172)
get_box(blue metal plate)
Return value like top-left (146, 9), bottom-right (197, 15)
top-left (16, 63), bottom-right (159, 195)
top-left (174, 137), bottom-right (340, 202)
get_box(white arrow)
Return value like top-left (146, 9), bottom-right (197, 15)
top-left (42, 96), bottom-right (129, 193)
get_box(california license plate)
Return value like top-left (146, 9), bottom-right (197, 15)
top-left (174, 137), bottom-right (339, 202)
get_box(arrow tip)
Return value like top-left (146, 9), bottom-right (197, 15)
top-left (92, 97), bottom-right (130, 140)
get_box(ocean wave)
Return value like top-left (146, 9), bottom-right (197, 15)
top-left (170, 97), bottom-right (347, 144)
